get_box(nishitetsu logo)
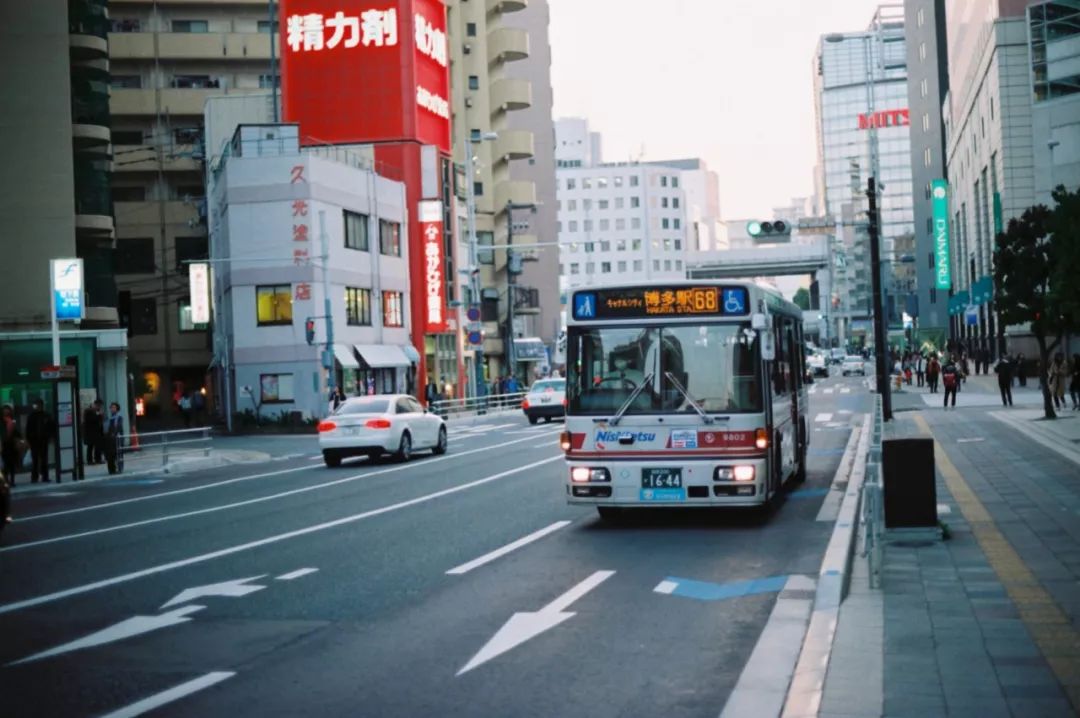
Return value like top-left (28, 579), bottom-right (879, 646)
top-left (595, 431), bottom-right (656, 443)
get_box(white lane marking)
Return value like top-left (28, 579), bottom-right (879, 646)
top-left (35, 491), bottom-right (80, 497)
top-left (814, 413), bottom-right (833, 423)
top-left (161, 576), bottom-right (266, 609)
top-left (808, 387), bottom-right (817, 395)
top-left (10, 605), bottom-right (205, 665)
top-left (840, 387), bottom-right (851, 394)
top-left (446, 521), bottom-right (571, 575)
top-left (653, 580), bottom-right (678, 595)
top-left (276, 568), bottom-right (319, 581)
top-left (837, 410), bottom-right (853, 415)
top-left (2, 433), bottom-right (562, 553)
top-left (956, 437), bottom-right (984, 443)
top-left (823, 388), bottom-right (834, 394)
top-left (100, 671), bottom-right (235, 718)
top-left (457, 570), bottom-right (615, 675)
top-left (816, 419), bottom-right (864, 522)
top-left (0, 455), bottom-right (563, 616)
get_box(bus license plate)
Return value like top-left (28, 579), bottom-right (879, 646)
top-left (641, 468), bottom-right (682, 488)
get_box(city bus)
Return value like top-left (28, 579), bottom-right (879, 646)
top-left (560, 281), bottom-right (808, 519)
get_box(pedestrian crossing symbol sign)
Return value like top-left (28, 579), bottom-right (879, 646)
top-left (573, 292), bottom-right (597, 320)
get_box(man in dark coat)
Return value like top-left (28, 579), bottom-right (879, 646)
top-left (995, 355), bottom-right (1014, 407)
top-left (25, 399), bottom-right (55, 483)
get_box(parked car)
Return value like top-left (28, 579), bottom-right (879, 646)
top-left (522, 378), bottom-right (566, 424)
top-left (317, 394), bottom-right (447, 467)
top-left (808, 353), bottom-right (830, 378)
top-left (830, 348), bottom-right (846, 365)
top-left (841, 356), bottom-right (866, 376)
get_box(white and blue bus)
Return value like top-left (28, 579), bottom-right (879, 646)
top-left (560, 281), bottom-right (809, 520)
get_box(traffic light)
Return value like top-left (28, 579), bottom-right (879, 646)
top-left (746, 219), bottom-right (792, 241)
top-left (305, 318), bottom-right (316, 345)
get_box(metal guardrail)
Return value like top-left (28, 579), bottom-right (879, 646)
top-left (861, 395), bottom-right (885, 589)
top-left (119, 427), bottom-right (212, 469)
top-left (430, 392), bottom-right (528, 419)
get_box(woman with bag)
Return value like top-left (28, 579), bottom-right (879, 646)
top-left (1, 405), bottom-right (22, 486)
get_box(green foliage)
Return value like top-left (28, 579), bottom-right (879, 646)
top-left (793, 287), bottom-right (811, 311)
top-left (1048, 185), bottom-right (1080, 327)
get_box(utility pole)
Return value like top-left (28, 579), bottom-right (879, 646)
top-left (504, 200), bottom-right (515, 379)
top-left (268, 0), bottom-right (279, 122)
top-left (319, 210), bottom-right (335, 401)
top-left (867, 177), bottom-right (892, 421)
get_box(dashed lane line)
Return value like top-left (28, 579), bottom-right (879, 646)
top-left (446, 520), bottom-right (571, 575)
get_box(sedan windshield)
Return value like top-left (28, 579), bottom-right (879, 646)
top-left (529, 380), bottom-right (565, 393)
top-left (336, 398), bottom-right (391, 415)
top-left (567, 324), bottom-right (762, 415)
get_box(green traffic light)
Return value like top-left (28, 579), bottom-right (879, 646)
top-left (747, 221), bottom-right (762, 236)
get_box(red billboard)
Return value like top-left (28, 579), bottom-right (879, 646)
top-left (419, 200), bottom-right (446, 333)
top-left (279, 0), bottom-right (451, 153)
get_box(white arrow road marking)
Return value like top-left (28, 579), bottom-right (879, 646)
top-left (815, 413), bottom-right (834, 423)
top-left (9, 605), bottom-right (205, 665)
top-left (446, 521), bottom-right (571, 575)
top-left (457, 570), bottom-right (615, 676)
top-left (161, 576), bottom-right (266, 609)
top-left (100, 671), bottom-right (235, 718)
top-left (276, 568), bottom-right (319, 581)
top-left (653, 580), bottom-right (678, 595)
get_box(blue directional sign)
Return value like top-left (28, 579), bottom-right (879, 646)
top-left (722, 288), bottom-right (748, 315)
top-left (573, 292), bottom-right (597, 320)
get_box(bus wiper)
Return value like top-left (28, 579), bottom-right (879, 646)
top-left (610, 373), bottom-right (654, 426)
top-left (664, 372), bottom-right (714, 425)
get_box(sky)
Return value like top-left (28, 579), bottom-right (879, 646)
top-left (548, 0), bottom-right (886, 220)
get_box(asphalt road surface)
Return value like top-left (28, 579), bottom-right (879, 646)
top-left (0, 372), bottom-right (871, 717)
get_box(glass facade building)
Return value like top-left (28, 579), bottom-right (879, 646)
top-left (814, 5), bottom-right (916, 334)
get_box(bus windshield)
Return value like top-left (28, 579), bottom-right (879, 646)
top-left (567, 323), bottom-right (763, 416)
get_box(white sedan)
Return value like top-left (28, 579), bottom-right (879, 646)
top-left (841, 356), bottom-right (867, 376)
top-left (318, 394), bottom-right (447, 467)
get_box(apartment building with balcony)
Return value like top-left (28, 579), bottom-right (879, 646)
top-left (106, 0), bottom-right (277, 414)
top-left (0, 0), bottom-right (128, 417)
top-left (448, 0), bottom-right (543, 385)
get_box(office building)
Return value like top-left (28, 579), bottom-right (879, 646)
top-left (813, 5), bottom-right (916, 340)
top-left (0, 0), bottom-right (129, 415)
top-left (1029, 0), bottom-right (1080, 207)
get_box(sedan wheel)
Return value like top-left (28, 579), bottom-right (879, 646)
top-left (433, 426), bottom-right (447, 455)
top-left (395, 432), bottom-right (412, 462)
top-left (323, 451), bottom-right (342, 468)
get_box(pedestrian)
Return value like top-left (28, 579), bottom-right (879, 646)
top-left (82, 404), bottom-right (100, 464)
top-left (424, 377), bottom-right (439, 407)
top-left (927, 354), bottom-right (941, 393)
top-left (1017, 353), bottom-right (1027, 387)
top-left (942, 356), bottom-right (960, 409)
top-left (105, 402), bottom-right (125, 475)
top-left (1070, 354), bottom-right (1080, 411)
top-left (330, 386), bottom-right (346, 413)
top-left (90, 399), bottom-right (107, 465)
top-left (1049, 353), bottom-right (1068, 410)
top-left (915, 353), bottom-right (926, 388)
top-left (192, 388), bottom-right (205, 424)
top-left (1, 405), bottom-right (21, 486)
top-left (1, 465), bottom-right (11, 530)
top-left (178, 392), bottom-right (193, 428)
top-left (994, 355), bottom-right (1014, 407)
top-left (25, 399), bottom-right (55, 483)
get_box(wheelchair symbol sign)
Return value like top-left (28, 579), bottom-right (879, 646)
top-left (722, 288), bottom-right (747, 315)
top-left (574, 292), bottom-right (597, 319)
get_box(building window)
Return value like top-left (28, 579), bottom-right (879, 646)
top-left (570, 263), bottom-right (580, 275)
top-left (585, 262), bottom-right (595, 274)
top-left (615, 218), bottom-right (626, 230)
top-left (673, 218), bottom-right (681, 229)
top-left (129, 298), bottom-right (157, 335)
top-left (599, 219), bottom-right (610, 231)
top-left (633, 260), bottom-right (643, 272)
top-left (583, 220), bottom-right (593, 231)
top-left (568, 221), bottom-right (578, 232)
top-left (631, 218), bottom-right (641, 229)
top-left (111, 130), bottom-right (144, 145)
top-left (615, 197), bottom-right (624, 209)
top-left (662, 218), bottom-right (670, 229)
top-left (344, 210), bottom-right (369, 250)
top-left (630, 197), bottom-right (640, 208)
top-left (664, 260), bottom-right (672, 271)
top-left (614, 177), bottom-right (623, 187)
top-left (600, 240), bottom-right (611, 252)
top-left (567, 178), bottom-right (576, 190)
top-left (632, 239), bottom-right (642, 251)
top-left (259, 74), bottom-right (279, 89)
top-left (582, 178), bottom-right (591, 189)
top-left (178, 301), bottom-right (208, 332)
top-left (260, 374), bottom-right (295, 403)
top-left (568, 199), bottom-right (577, 210)
top-left (661, 176), bottom-right (668, 187)
top-left (672, 177), bottom-right (679, 188)
top-left (110, 18), bottom-right (140, 32)
top-left (474, 181), bottom-right (484, 197)
top-left (466, 22), bottom-right (477, 36)
top-left (468, 75), bottom-right (480, 90)
top-left (662, 197), bottom-right (669, 208)
top-left (617, 261), bottom-right (627, 272)
top-left (583, 199), bottom-right (592, 210)
top-left (674, 239), bottom-right (682, 250)
top-left (346, 287), bottom-right (372, 326)
top-left (382, 291), bottom-right (404, 327)
top-left (115, 237), bottom-right (155, 274)
top-left (257, 20), bottom-right (279, 33)
top-left (172, 19), bottom-right (209, 33)
top-left (379, 220), bottom-right (401, 256)
top-left (673, 197), bottom-right (680, 208)
top-left (477, 231), bottom-right (494, 264)
top-left (585, 242), bottom-right (594, 253)
top-left (171, 74), bottom-right (219, 89)
top-left (601, 262), bottom-right (611, 273)
top-left (675, 260), bottom-right (682, 271)
top-left (653, 260), bottom-right (660, 271)
top-left (599, 199), bottom-right (609, 209)
top-left (111, 75), bottom-right (142, 89)
top-left (616, 239), bottom-right (626, 251)
top-left (113, 186), bottom-right (146, 202)
top-left (256, 285), bottom-right (293, 326)
top-left (930, 287), bottom-right (937, 303)
top-left (630, 175), bottom-right (639, 187)
top-left (174, 236), bottom-right (208, 270)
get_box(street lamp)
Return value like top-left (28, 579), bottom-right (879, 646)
top-left (465, 132), bottom-right (498, 398)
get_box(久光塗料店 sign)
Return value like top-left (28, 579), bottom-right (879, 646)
top-left (931, 179), bottom-right (951, 290)
top-left (419, 199), bottom-right (445, 333)
top-left (51, 258), bottom-right (84, 321)
top-left (188, 262), bottom-right (211, 325)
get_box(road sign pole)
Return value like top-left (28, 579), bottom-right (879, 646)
top-left (48, 260), bottom-right (60, 365)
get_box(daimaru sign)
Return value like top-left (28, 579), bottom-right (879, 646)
top-left (931, 180), bottom-right (951, 290)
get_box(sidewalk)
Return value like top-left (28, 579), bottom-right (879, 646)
top-left (816, 403), bottom-right (1080, 717)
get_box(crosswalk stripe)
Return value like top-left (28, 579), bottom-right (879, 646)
top-left (815, 412), bottom-right (833, 423)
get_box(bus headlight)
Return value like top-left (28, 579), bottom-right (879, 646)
top-left (734, 465), bottom-right (756, 482)
top-left (571, 467), bottom-right (610, 483)
top-left (715, 467), bottom-right (734, 481)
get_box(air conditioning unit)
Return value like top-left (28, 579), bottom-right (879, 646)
top-left (465, 97), bottom-right (473, 108)
top-left (463, 43), bottom-right (471, 54)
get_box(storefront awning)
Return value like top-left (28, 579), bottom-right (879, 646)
top-left (354, 344), bottom-right (410, 369)
top-left (514, 337), bottom-right (548, 362)
top-left (334, 344), bottom-right (359, 369)
top-left (401, 344), bottom-right (421, 365)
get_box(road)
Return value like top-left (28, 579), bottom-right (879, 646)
top-left (0, 372), bottom-right (870, 717)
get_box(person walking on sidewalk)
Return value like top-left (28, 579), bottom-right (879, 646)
top-left (1, 405), bottom-right (21, 486)
top-left (994, 355), bottom-right (1014, 407)
top-left (25, 399), bottom-right (55, 483)
top-left (1049, 353), bottom-right (1068, 410)
top-left (1070, 354), bottom-right (1080, 410)
top-left (178, 392), bottom-right (193, 428)
top-left (927, 354), bottom-right (941, 393)
top-left (82, 402), bottom-right (103, 465)
top-left (1016, 353), bottom-right (1027, 387)
top-left (942, 356), bottom-right (960, 409)
top-left (105, 402), bottom-right (125, 475)
top-left (915, 353), bottom-right (926, 388)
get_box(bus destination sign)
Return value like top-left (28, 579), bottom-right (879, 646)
top-left (572, 286), bottom-right (750, 320)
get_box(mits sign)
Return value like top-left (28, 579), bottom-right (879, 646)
top-left (857, 108), bottom-right (909, 130)
top-left (279, 0), bottom-right (451, 153)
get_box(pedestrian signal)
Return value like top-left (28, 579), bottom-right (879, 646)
top-left (305, 318), bottom-right (316, 345)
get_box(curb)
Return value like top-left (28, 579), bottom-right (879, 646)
top-left (781, 414), bottom-right (872, 717)
top-left (989, 410), bottom-right (1080, 467)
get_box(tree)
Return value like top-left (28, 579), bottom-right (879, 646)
top-left (793, 287), bottom-right (811, 311)
top-left (992, 186), bottom-right (1080, 419)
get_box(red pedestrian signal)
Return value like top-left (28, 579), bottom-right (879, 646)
top-left (305, 318), bottom-right (316, 345)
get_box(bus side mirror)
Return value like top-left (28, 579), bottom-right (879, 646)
top-left (751, 313), bottom-right (768, 331)
top-left (760, 330), bottom-right (776, 361)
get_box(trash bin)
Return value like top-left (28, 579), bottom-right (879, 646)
top-left (882, 438), bottom-right (937, 529)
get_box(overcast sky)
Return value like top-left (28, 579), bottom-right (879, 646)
top-left (548, 0), bottom-right (884, 220)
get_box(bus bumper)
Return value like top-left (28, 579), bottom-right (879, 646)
top-left (564, 457), bottom-right (770, 507)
